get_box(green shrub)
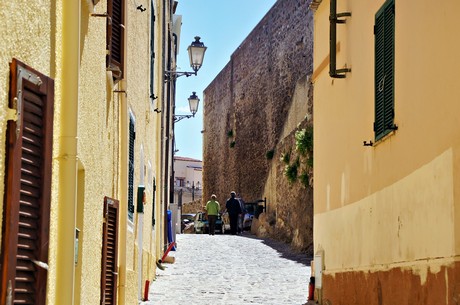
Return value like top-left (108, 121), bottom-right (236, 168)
top-left (299, 170), bottom-right (310, 188)
top-left (284, 157), bottom-right (299, 183)
top-left (295, 126), bottom-right (313, 156)
top-left (280, 151), bottom-right (291, 164)
top-left (266, 149), bottom-right (275, 160)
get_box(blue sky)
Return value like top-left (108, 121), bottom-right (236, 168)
top-left (173, 0), bottom-right (277, 161)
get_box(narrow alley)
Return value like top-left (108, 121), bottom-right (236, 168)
top-left (146, 234), bottom-right (311, 305)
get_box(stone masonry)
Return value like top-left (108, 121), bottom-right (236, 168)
top-left (202, 0), bottom-right (314, 254)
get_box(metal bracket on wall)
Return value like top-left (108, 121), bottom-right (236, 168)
top-left (329, 0), bottom-right (351, 78)
top-left (363, 140), bottom-right (373, 147)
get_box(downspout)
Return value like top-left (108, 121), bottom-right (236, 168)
top-left (118, 0), bottom-right (129, 302)
top-left (329, 0), bottom-right (351, 78)
top-left (118, 83), bottom-right (128, 305)
top-left (163, 8), bottom-right (172, 247)
top-left (55, 0), bottom-right (80, 303)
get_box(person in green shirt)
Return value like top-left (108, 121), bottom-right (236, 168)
top-left (205, 194), bottom-right (220, 235)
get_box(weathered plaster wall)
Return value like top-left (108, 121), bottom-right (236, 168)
top-left (312, 0), bottom-right (460, 303)
top-left (0, 0), bottom-right (54, 249)
top-left (203, 0), bottom-right (314, 253)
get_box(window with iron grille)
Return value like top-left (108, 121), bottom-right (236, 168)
top-left (374, 0), bottom-right (395, 141)
top-left (128, 113), bottom-right (135, 222)
top-left (107, 0), bottom-right (125, 82)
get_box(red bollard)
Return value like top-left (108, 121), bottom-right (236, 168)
top-left (308, 276), bottom-right (315, 301)
top-left (144, 280), bottom-right (150, 301)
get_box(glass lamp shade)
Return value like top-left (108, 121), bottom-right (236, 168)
top-left (188, 92), bottom-right (200, 116)
top-left (187, 36), bottom-right (207, 72)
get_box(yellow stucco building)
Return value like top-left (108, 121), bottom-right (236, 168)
top-left (0, 0), bottom-right (179, 303)
top-left (311, 0), bottom-right (460, 304)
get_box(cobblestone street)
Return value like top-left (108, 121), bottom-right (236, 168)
top-left (147, 233), bottom-right (311, 305)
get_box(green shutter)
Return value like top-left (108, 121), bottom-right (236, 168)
top-left (128, 115), bottom-right (135, 221)
top-left (374, 0), bottom-right (395, 141)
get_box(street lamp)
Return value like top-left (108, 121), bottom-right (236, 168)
top-left (165, 36), bottom-right (207, 82)
top-left (174, 92), bottom-right (200, 123)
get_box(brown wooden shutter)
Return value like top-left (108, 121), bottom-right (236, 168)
top-left (1, 58), bottom-right (54, 305)
top-left (107, 0), bottom-right (125, 81)
top-left (100, 197), bottom-right (119, 305)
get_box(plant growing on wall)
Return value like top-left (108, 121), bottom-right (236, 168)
top-left (299, 168), bottom-right (310, 187)
top-left (266, 149), bottom-right (275, 160)
top-left (282, 125), bottom-right (313, 188)
top-left (295, 126), bottom-right (313, 156)
top-left (284, 157), bottom-right (299, 183)
top-left (227, 129), bottom-right (234, 137)
top-left (230, 141), bottom-right (236, 148)
top-left (280, 151), bottom-right (291, 164)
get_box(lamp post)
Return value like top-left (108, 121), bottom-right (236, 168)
top-left (165, 36), bottom-right (207, 82)
top-left (163, 35), bottom-right (206, 247)
top-left (174, 92), bottom-right (200, 123)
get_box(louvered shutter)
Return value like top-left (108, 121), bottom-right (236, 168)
top-left (101, 197), bottom-right (119, 305)
top-left (1, 59), bottom-right (53, 305)
top-left (128, 115), bottom-right (135, 222)
top-left (374, 0), bottom-right (395, 141)
top-left (107, 0), bottom-right (125, 81)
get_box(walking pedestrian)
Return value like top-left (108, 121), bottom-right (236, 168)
top-left (205, 194), bottom-right (220, 235)
top-left (225, 191), bottom-right (242, 235)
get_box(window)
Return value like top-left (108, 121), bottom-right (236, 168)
top-left (107, 0), bottom-right (125, 82)
top-left (128, 113), bottom-right (135, 221)
top-left (374, 0), bottom-right (395, 141)
top-left (1, 59), bottom-right (54, 305)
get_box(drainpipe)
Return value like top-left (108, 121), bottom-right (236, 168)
top-left (118, 83), bottom-right (128, 305)
top-left (54, 0), bottom-right (80, 303)
top-left (329, 0), bottom-right (351, 78)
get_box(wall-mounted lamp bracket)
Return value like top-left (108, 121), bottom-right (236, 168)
top-left (173, 114), bottom-right (194, 123)
top-left (164, 70), bottom-right (197, 83)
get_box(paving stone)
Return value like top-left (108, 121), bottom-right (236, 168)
top-left (146, 233), bottom-right (311, 305)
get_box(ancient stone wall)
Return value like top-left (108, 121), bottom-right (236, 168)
top-left (203, 0), bottom-right (314, 255)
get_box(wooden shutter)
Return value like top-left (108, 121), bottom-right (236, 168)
top-left (374, 0), bottom-right (395, 141)
top-left (1, 59), bottom-right (54, 305)
top-left (107, 0), bottom-right (125, 81)
top-left (100, 197), bottom-right (119, 305)
top-left (128, 115), bottom-right (135, 222)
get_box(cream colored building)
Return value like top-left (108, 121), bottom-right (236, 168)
top-left (0, 0), bottom-right (179, 304)
top-left (311, 0), bottom-right (460, 303)
top-left (174, 156), bottom-right (202, 204)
